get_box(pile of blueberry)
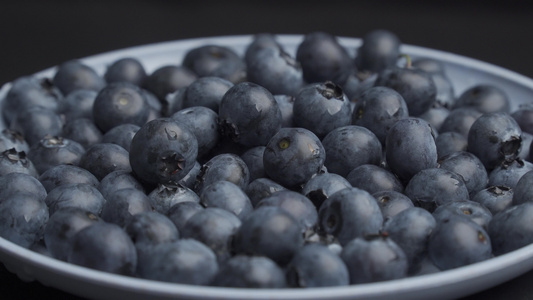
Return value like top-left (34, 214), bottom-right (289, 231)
top-left (1, 30), bottom-right (533, 289)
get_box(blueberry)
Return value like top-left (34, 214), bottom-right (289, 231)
top-left (218, 82), bottom-right (281, 147)
top-left (245, 177), bottom-right (287, 207)
top-left (454, 84), bottom-right (510, 114)
top-left (180, 76), bottom-right (233, 112)
top-left (0, 129), bottom-right (29, 153)
top-left (385, 117), bottom-right (438, 183)
top-left (43, 207), bottom-right (102, 261)
top-left (195, 153), bottom-right (250, 193)
top-left (232, 206), bottom-right (303, 266)
top-left (92, 82), bottom-right (151, 132)
top-left (129, 118), bottom-right (198, 186)
top-left (340, 235), bottom-right (408, 284)
top-left (104, 57), bottom-right (147, 86)
top-left (240, 146), bottom-right (266, 182)
top-left (301, 172), bottom-right (352, 209)
top-left (512, 170), bottom-right (533, 205)
top-left (101, 188), bottom-right (152, 227)
top-left (177, 160), bottom-right (201, 190)
top-left (0, 172), bottom-right (46, 204)
top-left (62, 118), bottom-right (103, 149)
top-left (56, 89), bottom-right (97, 122)
top-left (318, 187), bottom-right (383, 246)
top-left (27, 136), bottom-right (86, 174)
top-left (38, 164), bottom-right (99, 193)
top-left (170, 106), bottom-right (220, 158)
top-left (273, 94), bottom-right (295, 128)
top-left (53, 60), bottom-right (105, 96)
top-left (439, 151), bottom-right (489, 197)
top-left (439, 107), bottom-right (482, 137)
top-left (467, 112), bottom-right (522, 170)
top-left (136, 239), bottom-right (218, 285)
top-left (212, 255), bottom-right (286, 288)
top-left (471, 186), bottom-right (513, 215)
top-left (432, 200), bottom-right (492, 231)
top-left (200, 180), bottom-right (253, 219)
top-left (101, 123), bottom-right (140, 152)
top-left (166, 201), bottom-right (204, 233)
top-left (79, 143), bottom-right (131, 181)
top-left (286, 243), bottom-right (349, 287)
top-left (511, 103), bottom-right (533, 134)
top-left (435, 131), bottom-right (468, 159)
top-left (0, 148), bottom-right (39, 178)
top-left (263, 127), bottom-right (325, 188)
top-left (244, 33), bottom-right (283, 66)
top-left (142, 65), bottom-right (197, 102)
top-left (404, 168), bottom-right (469, 212)
top-left (428, 215), bottom-right (492, 270)
top-left (68, 222), bottom-right (137, 275)
top-left (293, 81), bottom-right (352, 139)
top-left (354, 29), bottom-right (401, 74)
top-left (0, 192), bottom-right (49, 248)
top-left (147, 183), bottom-right (200, 215)
top-left (125, 211), bottom-right (179, 248)
top-left (419, 104), bottom-right (450, 132)
top-left (44, 183), bottom-right (106, 216)
top-left (256, 190), bottom-right (318, 232)
top-left (382, 207), bottom-right (437, 273)
top-left (372, 190), bottom-right (414, 219)
top-left (181, 207), bottom-right (241, 262)
top-left (296, 31), bottom-right (353, 85)
top-left (346, 164), bottom-right (403, 195)
top-left (518, 132), bottom-right (533, 161)
top-left (182, 44), bottom-right (246, 83)
top-left (10, 106), bottom-right (64, 146)
top-left (352, 86), bottom-right (409, 145)
top-left (488, 158), bottom-right (533, 189)
top-left (489, 202), bottom-right (533, 255)
top-left (412, 58), bottom-right (455, 108)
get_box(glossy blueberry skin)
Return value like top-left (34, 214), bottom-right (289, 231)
top-left (0, 192), bottom-right (49, 248)
top-left (468, 112), bottom-right (522, 171)
top-left (177, 160), bottom-right (201, 190)
top-left (92, 82), bottom-right (151, 133)
top-left (195, 153), bottom-right (250, 193)
top-left (137, 239), bottom-right (218, 285)
top-left (43, 207), bottom-right (102, 261)
top-left (79, 143), bottom-right (131, 181)
top-left (45, 183), bottom-right (106, 216)
top-left (101, 123), bottom-right (140, 152)
top-left (0, 172), bottom-right (47, 204)
top-left (244, 33), bottom-right (283, 66)
top-left (170, 106), bottom-right (220, 158)
top-left (166, 201), bottom-right (204, 233)
top-left (52, 60), bottom-right (105, 96)
top-left (180, 76), bottom-right (233, 112)
top-left (256, 190), bottom-right (318, 232)
top-left (240, 146), bottom-right (266, 182)
top-left (0, 129), bottom-right (29, 153)
top-left (488, 159), bottom-right (533, 189)
top-left (322, 125), bottom-right (382, 177)
top-left (247, 46), bottom-right (304, 96)
top-left (62, 118), bottom-right (103, 149)
top-left (512, 170), bottom-right (533, 205)
top-left (512, 104), bottom-right (533, 135)
top-left (2, 76), bottom-right (61, 126)
top-left (10, 106), bottom-right (64, 146)
top-left (38, 164), bottom-right (99, 193)
top-left (68, 222), bottom-right (137, 276)
top-left (439, 107), bottom-right (482, 137)
top-left (148, 183), bottom-right (200, 215)
top-left (301, 173), bottom-right (351, 209)
top-left (182, 44), bottom-right (246, 83)
top-left (263, 127), bottom-right (325, 188)
top-left (28, 136), bottom-right (86, 174)
top-left (56, 89), bottom-right (97, 122)
top-left (218, 82), bottom-right (281, 147)
top-left (232, 206), bottom-right (304, 266)
top-left (318, 187), bottom-right (383, 246)
top-left (489, 202), bottom-right (533, 255)
top-left (0, 148), bottom-right (39, 178)
top-left (439, 151), bottom-right (489, 197)
top-left (340, 236), bottom-right (408, 284)
top-left (472, 186), bottom-right (513, 215)
top-left (245, 177), bottom-right (287, 207)
top-left (129, 118), bottom-right (198, 186)
top-left (286, 243), bottom-right (349, 288)
top-left (200, 180), bottom-right (253, 220)
top-left (375, 66), bottom-right (436, 117)
top-left (181, 207), bottom-right (242, 262)
top-left (274, 94), bottom-right (295, 128)
top-left (354, 29), bottom-right (401, 74)
top-left (372, 190), bottom-right (414, 219)
top-left (346, 164), bottom-right (403, 195)
top-left (212, 255), bottom-right (286, 288)
top-left (296, 31), bottom-right (353, 85)
top-left (432, 200), bottom-right (492, 231)
top-left (435, 131), bottom-right (468, 159)
top-left (404, 168), bottom-right (469, 212)
top-left (352, 86), bottom-right (409, 145)
top-left (293, 81), bottom-right (352, 139)
top-left (454, 84), bottom-right (510, 114)
top-left (125, 211), bottom-right (179, 248)
top-left (97, 170), bottom-right (144, 199)
top-left (385, 117), bottom-right (438, 183)
top-left (428, 215), bottom-right (492, 270)
top-left (382, 207), bottom-right (437, 273)
top-left (101, 188), bottom-right (152, 227)
top-left (142, 65), bottom-right (197, 101)
top-left (419, 104), bottom-right (450, 132)
top-left (104, 57), bottom-right (147, 86)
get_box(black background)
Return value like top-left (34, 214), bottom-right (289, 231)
top-left (1, 0), bottom-right (533, 299)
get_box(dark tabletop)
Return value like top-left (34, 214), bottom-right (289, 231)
top-left (1, 1), bottom-right (533, 299)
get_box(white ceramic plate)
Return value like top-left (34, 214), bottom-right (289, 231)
top-left (1, 34), bottom-right (533, 300)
